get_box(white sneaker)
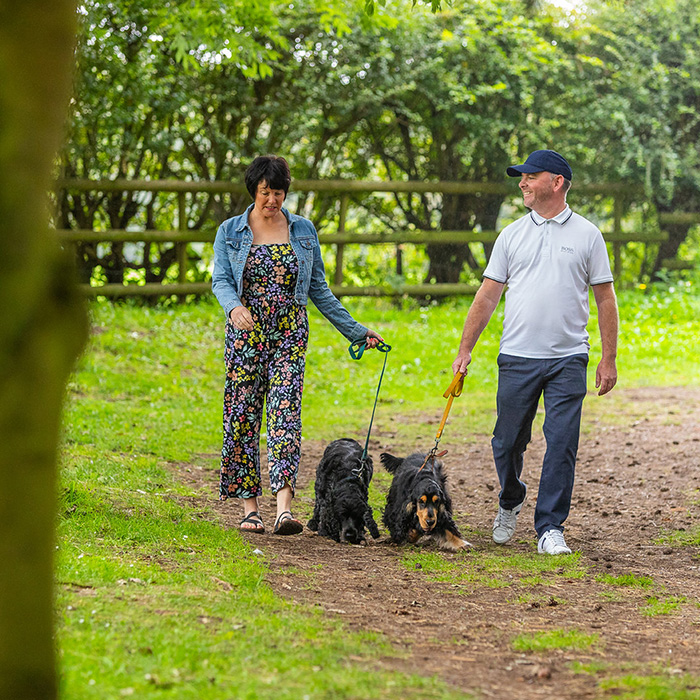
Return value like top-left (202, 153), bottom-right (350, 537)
top-left (537, 529), bottom-right (572, 555)
top-left (492, 501), bottom-right (524, 544)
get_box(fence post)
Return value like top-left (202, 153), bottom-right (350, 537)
top-left (613, 196), bottom-right (623, 279)
top-left (54, 184), bottom-right (77, 270)
top-left (177, 193), bottom-right (187, 298)
top-left (335, 194), bottom-right (348, 286)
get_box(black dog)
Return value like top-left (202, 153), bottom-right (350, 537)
top-left (381, 451), bottom-right (470, 551)
top-left (307, 439), bottom-right (380, 544)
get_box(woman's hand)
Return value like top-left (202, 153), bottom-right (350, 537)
top-left (229, 305), bottom-right (254, 331)
top-left (364, 328), bottom-right (385, 349)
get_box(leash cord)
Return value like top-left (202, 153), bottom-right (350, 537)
top-left (348, 339), bottom-right (392, 473)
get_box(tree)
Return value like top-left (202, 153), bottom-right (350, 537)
top-left (59, 0), bottom-right (382, 285)
top-left (0, 2), bottom-right (88, 698)
top-left (61, 0), bottom-right (291, 283)
top-left (307, 0), bottom-right (594, 283)
top-left (583, 0), bottom-right (700, 276)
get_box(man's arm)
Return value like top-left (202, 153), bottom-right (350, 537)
top-left (452, 278), bottom-right (505, 375)
top-left (592, 282), bottom-right (618, 396)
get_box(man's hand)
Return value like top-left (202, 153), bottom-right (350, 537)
top-left (452, 352), bottom-right (472, 376)
top-left (595, 357), bottom-right (617, 396)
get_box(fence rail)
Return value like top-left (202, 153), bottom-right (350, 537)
top-left (54, 179), bottom-right (695, 298)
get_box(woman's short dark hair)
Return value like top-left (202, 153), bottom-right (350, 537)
top-left (244, 155), bottom-right (291, 199)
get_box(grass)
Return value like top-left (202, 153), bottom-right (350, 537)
top-left (58, 280), bottom-right (700, 698)
top-left (640, 595), bottom-right (687, 617)
top-left (656, 526), bottom-right (700, 547)
top-left (399, 548), bottom-right (584, 591)
top-left (511, 628), bottom-right (599, 652)
top-left (595, 573), bottom-right (655, 589)
top-left (72, 280), bottom-right (700, 446)
top-left (58, 464), bottom-right (466, 699)
top-left (600, 674), bottom-right (700, 699)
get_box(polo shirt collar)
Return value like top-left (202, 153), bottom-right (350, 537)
top-left (529, 205), bottom-right (573, 226)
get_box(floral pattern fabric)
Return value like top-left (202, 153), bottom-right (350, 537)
top-left (219, 244), bottom-right (309, 499)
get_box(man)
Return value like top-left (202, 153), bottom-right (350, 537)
top-left (452, 149), bottom-right (618, 555)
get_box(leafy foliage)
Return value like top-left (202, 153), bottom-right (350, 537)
top-left (579, 0), bottom-right (700, 272)
top-left (57, 285), bottom-right (700, 695)
top-left (60, 0), bottom-right (700, 286)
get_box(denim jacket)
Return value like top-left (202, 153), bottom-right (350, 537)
top-left (212, 204), bottom-right (368, 342)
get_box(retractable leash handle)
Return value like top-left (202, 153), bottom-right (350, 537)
top-left (348, 338), bottom-right (392, 472)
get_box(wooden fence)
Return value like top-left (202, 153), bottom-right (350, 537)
top-left (53, 179), bottom-right (695, 298)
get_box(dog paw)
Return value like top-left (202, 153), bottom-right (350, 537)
top-left (407, 528), bottom-right (422, 544)
top-left (441, 532), bottom-right (472, 551)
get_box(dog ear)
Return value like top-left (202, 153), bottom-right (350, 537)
top-left (363, 454), bottom-right (374, 484)
top-left (320, 504), bottom-right (342, 542)
top-left (443, 491), bottom-right (452, 512)
top-left (396, 500), bottom-right (417, 542)
top-left (380, 452), bottom-right (403, 474)
top-left (364, 507), bottom-right (380, 539)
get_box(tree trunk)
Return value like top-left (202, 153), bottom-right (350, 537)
top-left (651, 184), bottom-right (700, 279)
top-left (0, 3), bottom-right (87, 699)
top-left (425, 191), bottom-right (503, 283)
top-left (651, 220), bottom-right (691, 279)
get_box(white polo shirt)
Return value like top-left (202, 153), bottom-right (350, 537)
top-left (483, 206), bottom-right (614, 359)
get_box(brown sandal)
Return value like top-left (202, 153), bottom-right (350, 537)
top-left (239, 511), bottom-right (265, 534)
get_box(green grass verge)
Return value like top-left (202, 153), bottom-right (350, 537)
top-left (59, 281), bottom-right (700, 698)
top-left (71, 283), bottom-right (700, 449)
top-left (57, 470), bottom-right (468, 699)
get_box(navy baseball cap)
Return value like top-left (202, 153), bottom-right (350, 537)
top-left (507, 149), bottom-right (573, 181)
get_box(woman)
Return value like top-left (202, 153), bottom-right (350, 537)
top-left (212, 155), bottom-right (383, 535)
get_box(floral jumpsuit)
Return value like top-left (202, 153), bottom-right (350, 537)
top-left (219, 244), bottom-right (309, 499)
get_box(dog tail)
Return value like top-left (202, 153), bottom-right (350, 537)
top-left (380, 452), bottom-right (403, 474)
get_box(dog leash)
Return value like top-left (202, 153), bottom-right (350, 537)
top-left (418, 371), bottom-right (465, 472)
top-left (348, 338), bottom-right (392, 479)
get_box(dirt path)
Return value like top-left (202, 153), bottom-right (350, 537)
top-left (180, 387), bottom-right (700, 698)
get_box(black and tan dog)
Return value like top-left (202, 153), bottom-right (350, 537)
top-left (381, 451), bottom-right (471, 551)
top-left (307, 438), bottom-right (380, 544)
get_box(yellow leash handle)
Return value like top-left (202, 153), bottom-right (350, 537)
top-left (435, 371), bottom-right (465, 442)
top-left (443, 371), bottom-right (464, 399)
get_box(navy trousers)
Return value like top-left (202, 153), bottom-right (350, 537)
top-left (492, 353), bottom-right (588, 538)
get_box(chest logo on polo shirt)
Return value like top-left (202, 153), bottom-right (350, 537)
top-left (560, 246), bottom-right (575, 255)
